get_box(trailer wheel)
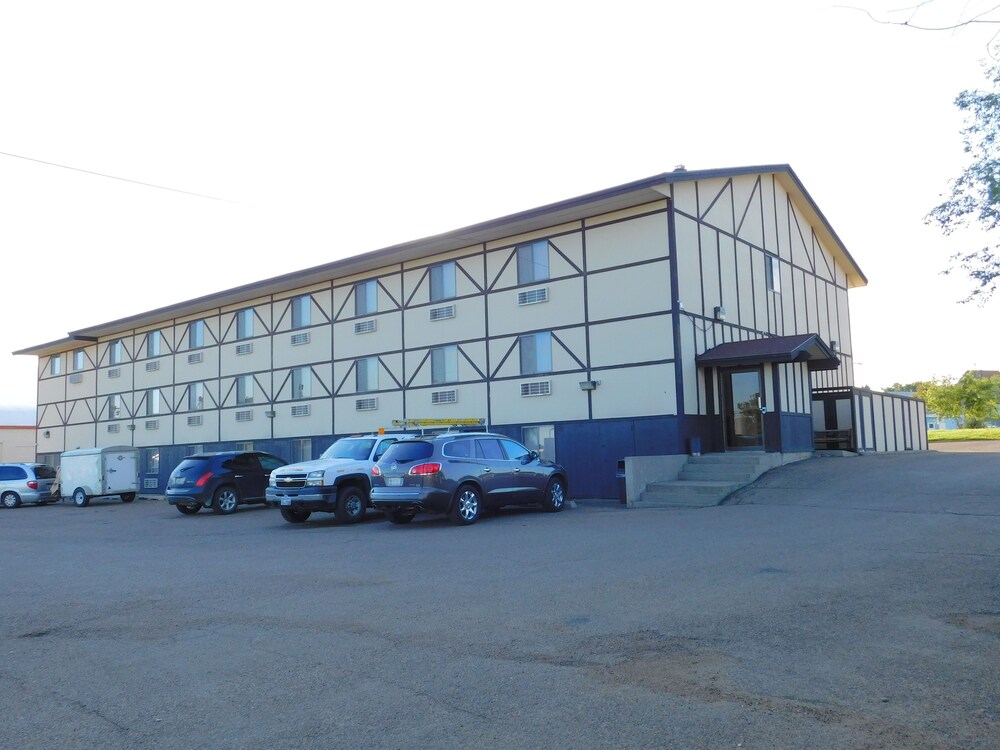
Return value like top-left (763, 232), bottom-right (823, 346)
top-left (120, 493), bottom-right (136, 503)
top-left (73, 488), bottom-right (90, 507)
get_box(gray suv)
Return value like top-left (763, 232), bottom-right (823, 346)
top-left (370, 432), bottom-right (567, 525)
top-left (0, 463), bottom-right (58, 508)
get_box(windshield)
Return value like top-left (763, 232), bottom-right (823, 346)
top-left (319, 438), bottom-right (376, 461)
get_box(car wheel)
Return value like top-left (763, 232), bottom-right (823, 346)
top-left (120, 493), bottom-right (136, 503)
top-left (73, 488), bottom-right (90, 507)
top-left (1, 492), bottom-right (21, 509)
top-left (385, 509), bottom-right (416, 525)
top-left (450, 485), bottom-right (481, 525)
top-left (541, 477), bottom-right (566, 512)
top-left (335, 485), bottom-right (367, 524)
top-left (176, 504), bottom-right (201, 515)
top-left (280, 508), bottom-right (311, 524)
top-left (212, 486), bottom-right (240, 515)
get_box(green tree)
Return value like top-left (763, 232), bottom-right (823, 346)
top-left (917, 373), bottom-right (1000, 427)
top-left (928, 62), bottom-right (1000, 302)
top-left (884, 381), bottom-right (927, 393)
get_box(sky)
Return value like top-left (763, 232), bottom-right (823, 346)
top-left (1, 0), bottom-right (997, 424)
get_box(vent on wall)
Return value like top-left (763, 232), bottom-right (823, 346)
top-left (356, 397), bottom-right (377, 411)
top-left (145, 420), bottom-right (159, 430)
top-left (69, 373), bottom-right (83, 384)
top-left (108, 367), bottom-right (121, 378)
top-left (354, 320), bottom-right (376, 335)
top-left (235, 343), bottom-right (253, 355)
top-left (290, 404), bottom-right (310, 417)
top-left (235, 410), bottom-right (253, 422)
top-left (146, 361), bottom-right (160, 372)
top-left (431, 390), bottom-right (457, 405)
top-left (517, 288), bottom-right (549, 306)
top-left (187, 415), bottom-right (203, 427)
top-left (520, 380), bottom-right (552, 397)
top-left (290, 332), bottom-right (310, 345)
top-left (187, 352), bottom-right (204, 364)
top-left (429, 305), bottom-right (455, 321)
top-left (144, 478), bottom-right (158, 489)
top-left (107, 424), bottom-right (120, 433)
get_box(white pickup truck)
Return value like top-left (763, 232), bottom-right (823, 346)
top-left (265, 433), bottom-right (415, 524)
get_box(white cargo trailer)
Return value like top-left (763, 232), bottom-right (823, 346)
top-left (59, 446), bottom-right (139, 507)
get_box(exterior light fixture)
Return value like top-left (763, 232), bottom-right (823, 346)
top-left (579, 380), bottom-right (600, 391)
top-left (714, 306), bottom-right (726, 321)
top-left (264, 410), bottom-right (277, 418)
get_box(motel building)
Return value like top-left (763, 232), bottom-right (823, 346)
top-left (15, 165), bottom-right (926, 500)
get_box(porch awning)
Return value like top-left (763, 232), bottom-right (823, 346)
top-left (696, 333), bottom-right (840, 371)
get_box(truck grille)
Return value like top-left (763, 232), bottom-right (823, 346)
top-left (275, 474), bottom-right (307, 489)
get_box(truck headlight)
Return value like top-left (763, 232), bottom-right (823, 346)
top-left (306, 470), bottom-right (325, 487)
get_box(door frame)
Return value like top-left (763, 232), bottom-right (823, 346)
top-left (720, 365), bottom-right (765, 451)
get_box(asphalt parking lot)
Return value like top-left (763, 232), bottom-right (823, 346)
top-left (2, 447), bottom-right (999, 750)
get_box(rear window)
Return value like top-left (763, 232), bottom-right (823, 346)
top-left (31, 465), bottom-right (57, 480)
top-left (380, 441), bottom-right (434, 464)
top-left (172, 458), bottom-right (213, 474)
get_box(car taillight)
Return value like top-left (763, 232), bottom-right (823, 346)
top-left (27, 480), bottom-right (38, 490)
top-left (371, 465), bottom-right (381, 476)
top-left (409, 463), bottom-right (441, 476)
top-left (194, 472), bottom-right (214, 487)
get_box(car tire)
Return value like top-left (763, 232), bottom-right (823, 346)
top-left (385, 509), bottom-right (416, 525)
top-left (334, 485), bottom-right (367, 524)
top-left (176, 504), bottom-right (201, 515)
top-left (2, 492), bottom-right (21, 509)
top-left (541, 477), bottom-right (566, 513)
top-left (450, 485), bottom-right (481, 525)
top-left (73, 488), bottom-right (90, 507)
top-left (120, 493), bottom-right (136, 503)
top-left (280, 508), bottom-right (311, 524)
top-left (212, 486), bottom-right (240, 515)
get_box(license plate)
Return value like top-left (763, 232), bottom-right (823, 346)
top-left (280, 498), bottom-right (291, 506)
top-left (385, 477), bottom-right (403, 487)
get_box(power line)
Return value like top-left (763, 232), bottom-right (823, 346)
top-left (0, 149), bottom-right (238, 203)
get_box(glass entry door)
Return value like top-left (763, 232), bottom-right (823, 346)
top-left (723, 368), bottom-right (763, 450)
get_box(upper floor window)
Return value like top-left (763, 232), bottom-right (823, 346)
top-left (517, 240), bottom-right (549, 284)
top-left (236, 375), bottom-right (254, 405)
top-left (765, 254), bottom-right (781, 293)
top-left (72, 349), bottom-right (85, 371)
top-left (356, 357), bottom-right (378, 393)
top-left (109, 339), bottom-right (124, 365)
top-left (147, 330), bottom-right (162, 358)
top-left (236, 309), bottom-right (254, 340)
top-left (520, 332), bottom-right (552, 375)
top-left (431, 345), bottom-right (458, 384)
top-left (188, 382), bottom-right (205, 411)
top-left (188, 320), bottom-right (205, 349)
top-left (291, 295), bottom-right (311, 329)
top-left (50, 355), bottom-right (62, 376)
top-left (429, 261), bottom-right (456, 302)
top-left (146, 389), bottom-right (161, 416)
top-left (291, 367), bottom-right (311, 400)
top-left (355, 280), bottom-right (377, 317)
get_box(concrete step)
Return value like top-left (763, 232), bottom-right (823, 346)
top-left (638, 480), bottom-right (743, 507)
top-left (679, 465), bottom-right (761, 482)
top-left (688, 453), bottom-right (771, 466)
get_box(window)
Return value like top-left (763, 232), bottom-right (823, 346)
top-left (522, 425), bottom-right (555, 461)
top-left (429, 261), bottom-right (456, 302)
top-left (765, 254), bottom-right (781, 292)
top-left (108, 394), bottom-right (123, 419)
top-left (109, 339), bottom-right (124, 365)
top-left (143, 448), bottom-right (160, 475)
top-left (50, 355), bottom-right (62, 376)
top-left (236, 375), bottom-right (254, 405)
top-left (291, 438), bottom-right (312, 463)
top-left (146, 389), bottom-right (161, 416)
top-left (236, 309), bottom-right (254, 340)
top-left (188, 320), bottom-right (205, 349)
top-left (431, 345), bottom-right (458, 384)
top-left (499, 438), bottom-right (531, 462)
top-left (356, 357), bottom-right (378, 393)
top-left (147, 330), bottom-right (162, 358)
top-left (259, 455), bottom-right (285, 472)
top-left (291, 295), bottom-right (311, 329)
top-left (235, 442), bottom-right (254, 452)
top-left (517, 240), bottom-right (549, 284)
top-left (520, 332), bottom-right (552, 375)
top-left (72, 349), bottom-right (85, 371)
top-left (291, 367), bottom-right (311, 400)
top-left (355, 280), bottom-right (377, 316)
top-left (188, 382), bottom-right (205, 411)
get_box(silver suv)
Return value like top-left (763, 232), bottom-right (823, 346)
top-left (0, 463), bottom-right (58, 508)
top-left (370, 432), bottom-right (568, 525)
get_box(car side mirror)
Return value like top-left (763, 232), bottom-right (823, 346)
top-left (525, 451), bottom-right (539, 463)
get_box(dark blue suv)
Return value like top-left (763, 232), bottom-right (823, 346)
top-left (166, 451), bottom-right (287, 515)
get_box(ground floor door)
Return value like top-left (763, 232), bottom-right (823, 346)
top-left (723, 367), bottom-right (764, 450)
